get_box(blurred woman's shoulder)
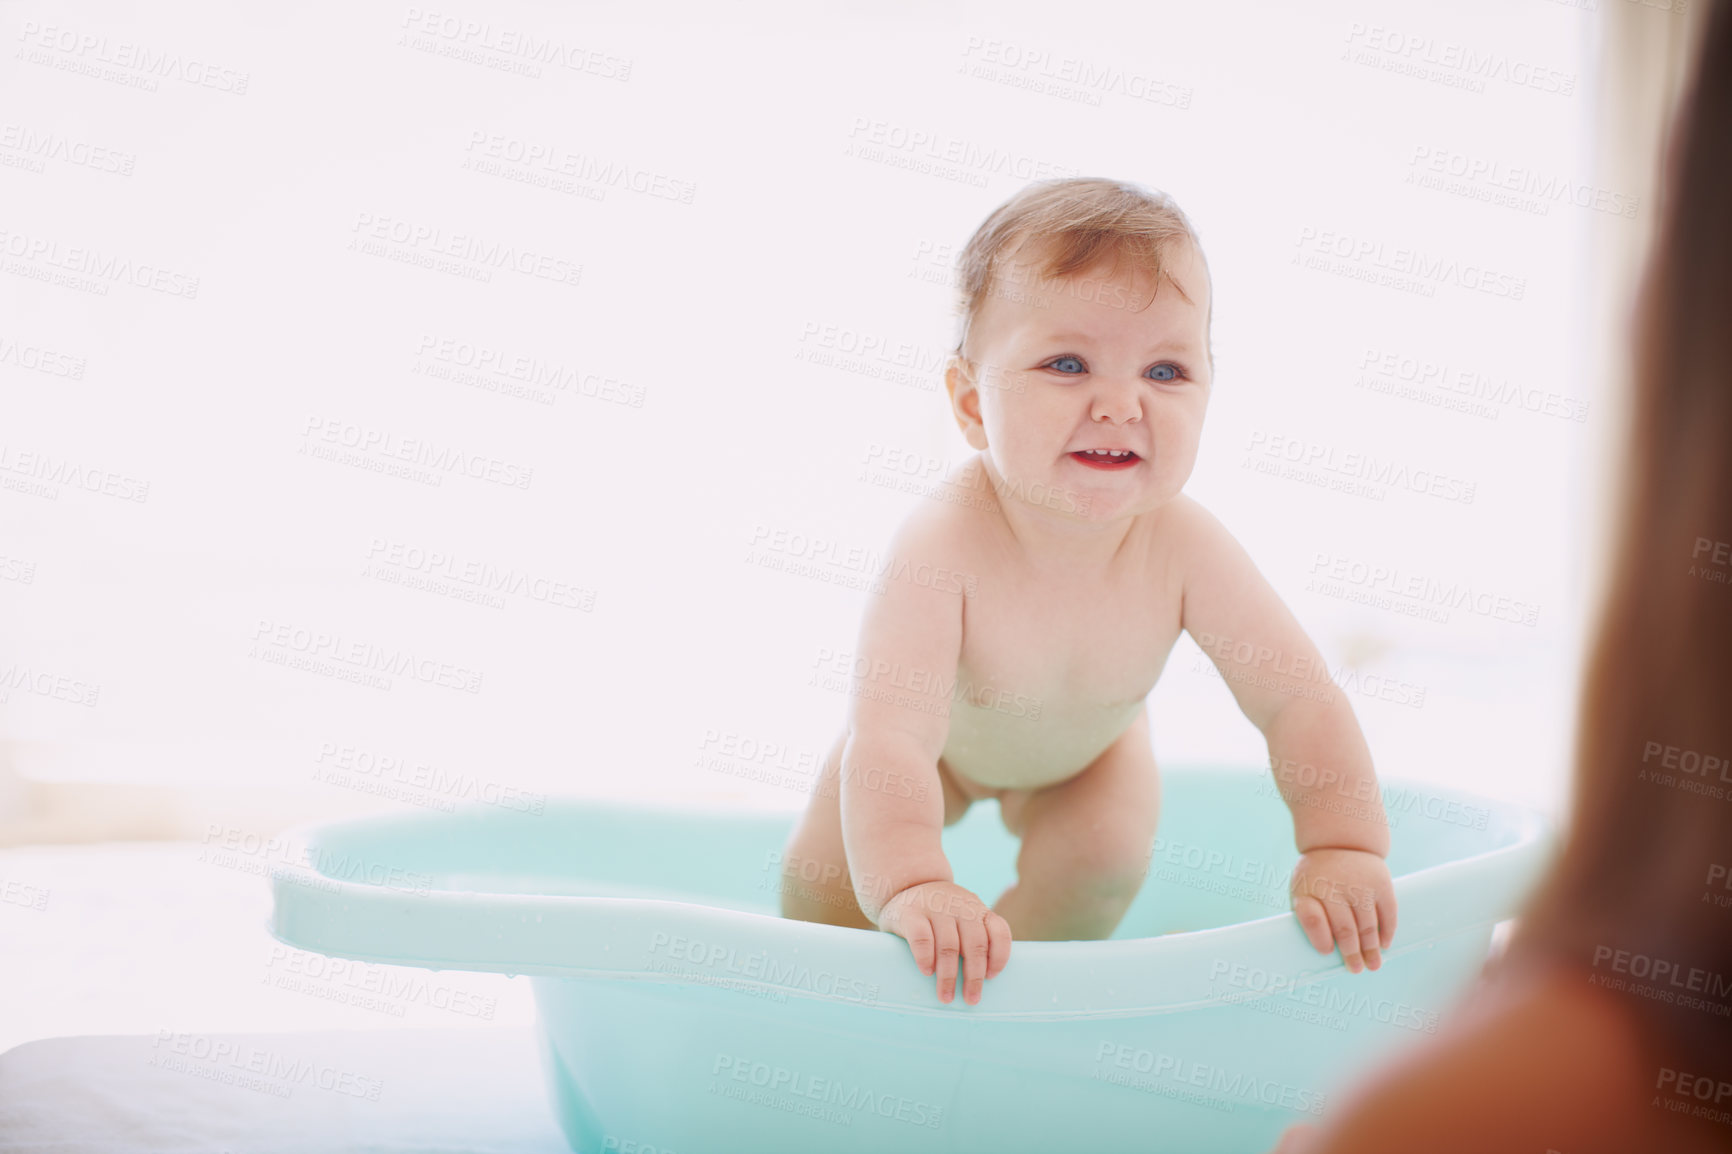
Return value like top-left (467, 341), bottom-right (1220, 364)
top-left (1304, 958), bottom-right (1730, 1154)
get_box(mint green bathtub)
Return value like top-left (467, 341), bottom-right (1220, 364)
top-left (268, 766), bottom-right (1552, 1153)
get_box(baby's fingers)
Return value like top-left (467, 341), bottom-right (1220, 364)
top-left (1353, 895), bottom-right (1382, 971)
top-left (932, 916), bottom-right (961, 1004)
top-left (1293, 895), bottom-right (1334, 955)
top-left (1326, 899), bottom-right (1365, 973)
top-left (984, 911), bottom-right (1012, 980)
top-left (891, 909), bottom-right (938, 977)
top-left (958, 916), bottom-right (989, 1005)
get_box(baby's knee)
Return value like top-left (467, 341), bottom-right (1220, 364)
top-left (1064, 821), bottom-right (1157, 899)
top-left (777, 852), bottom-right (848, 916)
top-left (777, 858), bottom-right (872, 929)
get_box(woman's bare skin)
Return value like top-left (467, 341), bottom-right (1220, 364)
top-left (1268, 963), bottom-right (1730, 1154)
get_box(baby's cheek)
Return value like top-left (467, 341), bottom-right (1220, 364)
top-left (1153, 438), bottom-right (1202, 490)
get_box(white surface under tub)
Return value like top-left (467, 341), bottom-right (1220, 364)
top-left (0, 841), bottom-right (539, 1053)
top-left (0, 1027), bottom-right (568, 1153)
top-left (0, 841), bottom-right (549, 1149)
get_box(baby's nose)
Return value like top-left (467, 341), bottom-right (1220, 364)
top-left (1090, 379), bottom-right (1143, 423)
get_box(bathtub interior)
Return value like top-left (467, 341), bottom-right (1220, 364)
top-left (298, 766), bottom-right (1526, 940)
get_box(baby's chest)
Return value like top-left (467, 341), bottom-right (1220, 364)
top-left (956, 578), bottom-right (1182, 711)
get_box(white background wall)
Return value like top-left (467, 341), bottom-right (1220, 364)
top-left (1, 0), bottom-right (1623, 825)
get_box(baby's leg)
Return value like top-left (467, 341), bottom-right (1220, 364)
top-left (992, 708), bottom-right (1161, 941)
top-left (779, 731), bottom-right (972, 928)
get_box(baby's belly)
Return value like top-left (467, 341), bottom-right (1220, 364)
top-left (939, 698), bottom-right (1145, 795)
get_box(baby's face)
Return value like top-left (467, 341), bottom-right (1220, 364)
top-left (948, 240), bottom-right (1212, 524)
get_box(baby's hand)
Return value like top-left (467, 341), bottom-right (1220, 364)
top-left (1289, 848), bottom-right (1396, 973)
top-left (878, 881), bottom-right (1012, 1005)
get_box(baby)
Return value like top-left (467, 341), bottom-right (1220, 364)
top-left (780, 177), bottom-right (1396, 1006)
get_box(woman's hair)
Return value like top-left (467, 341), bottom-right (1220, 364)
top-left (1503, 0), bottom-right (1732, 1093)
top-left (949, 177), bottom-right (1210, 361)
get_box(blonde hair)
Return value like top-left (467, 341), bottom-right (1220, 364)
top-left (951, 177), bottom-right (1210, 362)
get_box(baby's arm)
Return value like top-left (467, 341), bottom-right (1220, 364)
top-left (1168, 497), bottom-right (1396, 972)
top-left (839, 510), bottom-right (1011, 1004)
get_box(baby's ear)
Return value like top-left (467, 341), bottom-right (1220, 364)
top-left (944, 359), bottom-right (988, 449)
top-left (941, 357), bottom-right (963, 400)
top-left (945, 355), bottom-right (986, 405)
top-left (943, 356), bottom-right (975, 406)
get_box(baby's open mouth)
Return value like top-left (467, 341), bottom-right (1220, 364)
top-left (1069, 449), bottom-right (1140, 470)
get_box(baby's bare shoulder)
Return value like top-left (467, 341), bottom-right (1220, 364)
top-left (883, 482), bottom-right (987, 582)
top-left (882, 460), bottom-right (997, 563)
top-left (1143, 493), bottom-right (1240, 569)
top-left (1135, 496), bottom-right (1264, 615)
top-left (1149, 492), bottom-right (1225, 542)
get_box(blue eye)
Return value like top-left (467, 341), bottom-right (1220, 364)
top-left (1041, 357), bottom-right (1187, 381)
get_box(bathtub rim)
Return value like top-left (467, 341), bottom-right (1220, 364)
top-left (266, 771), bottom-right (1556, 1021)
